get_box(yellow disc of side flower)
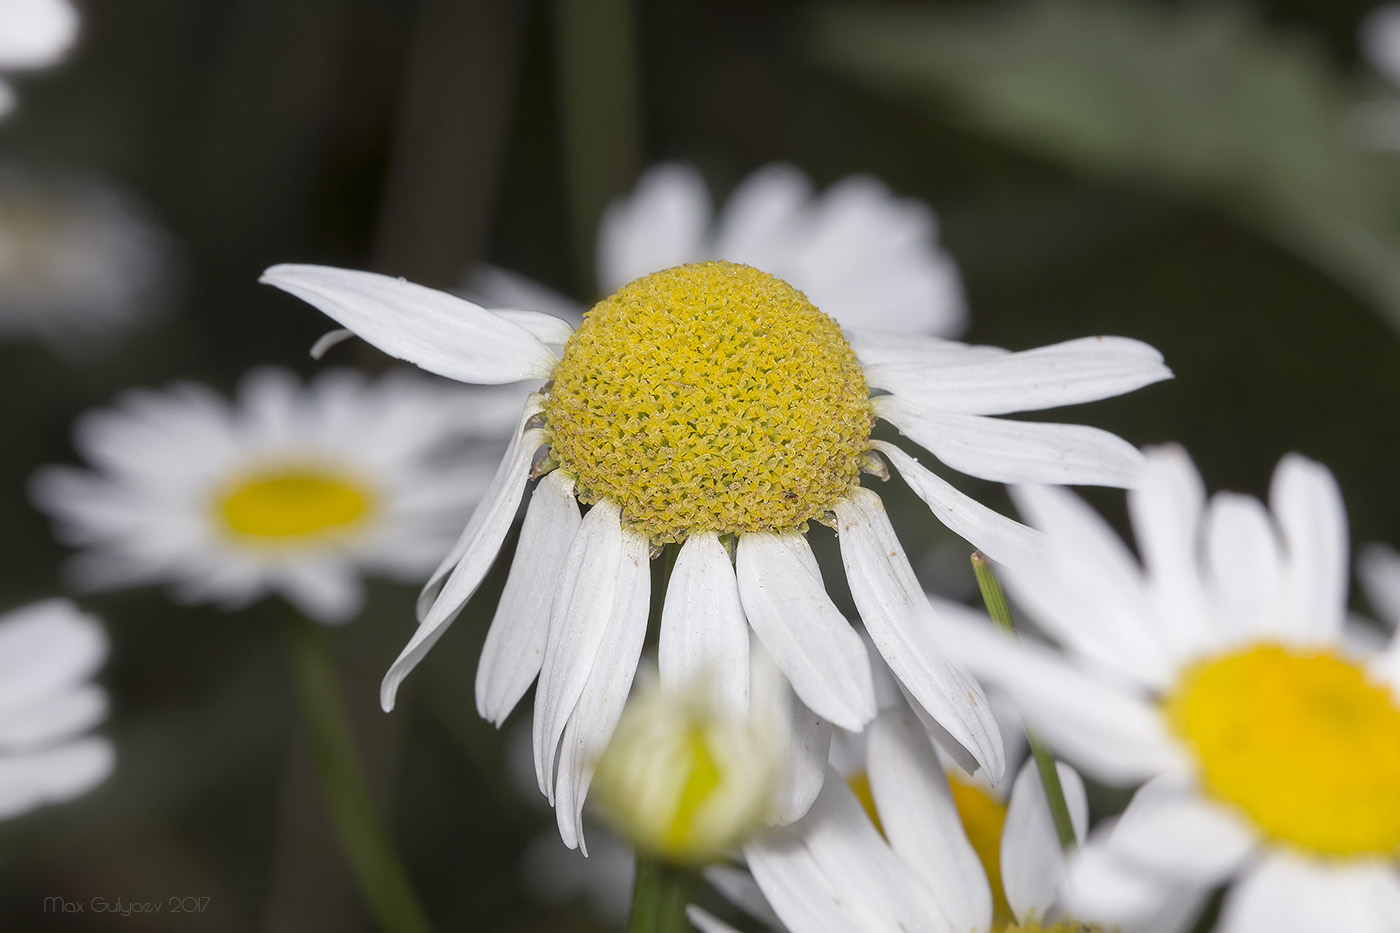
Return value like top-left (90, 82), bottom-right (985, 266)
top-left (546, 261), bottom-right (874, 542)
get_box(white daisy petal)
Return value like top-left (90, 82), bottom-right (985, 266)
top-left (772, 689), bottom-right (831, 826)
top-left (260, 264), bottom-right (559, 383)
top-left (1002, 759), bottom-right (1088, 923)
top-left (0, 684), bottom-right (105, 749)
top-left (848, 330), bottom-right (1008, 368)
top-left (931, 603), bottom-right (1188, 783)
top-left (835, 488), bottom-right (1004, 780)
top-left (0, 599), bottom-right (106, 714)
top-left (0, 79), bottom-right (14, 119)
top-left (462, 264), bottom-right (584, 327)
top-left (383, 420), bottom-right (549, 711)
top-left (735, 532), bottom-right (876, 732)
top-left (0, 0), bottom-right (78, 70)
top-left (1100, 777), bottom-right (1257, 886)
top-left (476, 470), bottom-right (581, 725)
top-left (0, 737), bottom-right (113, 821)
top-left (493, 308), bottom-right (575, 348)
top-left (872, 440), bottom-right (1042, 566)
top-left (276, 560), bottom-right (364, 625)
top-left (868, 709), bottom-right (992, 933)
top-left (1218, 853), bottom-right (1336, 933)
top-left (863, 336), bottom-right (1170, 416)
top-left (659, 531), bottom-right (750, 714)
top-left (1270, 454), bottom-right (1348, 645)
top-left (744, 824), bottom-right (866, 933)
top-left (554, 526), bottom-right (651, 852)
top-left (596, 163), bottom-right (711, 291)
top-left (1205, 492), bottom-right (1287, 643)
top-left (705, 863), bottom-right (786, 929)
top-left (711, 162), bottom-right (811, 268)
top-left (1065, 838), bottom-right (1207, 933)
top-left (873, 396), bottom-right (1146, 488)
top-left (685, 907), bottom-right (751, 933)
top-left (532, 499), bottom-right (626, 798)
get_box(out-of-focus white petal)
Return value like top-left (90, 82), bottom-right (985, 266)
top-left (274, 560), bottom-right (364, 624)
top-left (864, 336), bottom-right (1170, 416)
top-left (1204, 493), bottom-right (1286, 644)
top-left (735, 532), bottom-right (875, 732)
top-left (476, 470), bottom-right (581, 725)
top-left (1001, 759), bottom-right (1088, 923)
top-left (874, 396), bottom-right (1146, 488)
top-left (0, 0), bottom-right (78, 69)
top-left (685, 907), bottom-right (753, 933)
top-left (1359, 542), bottom-right (1400, 632)
top-left (532, 499), bottom-right (626, 798)
top-left (1270, 454), bottom-right (1348, 646)
top-left (873, 441), bottom-right (1042, 567)
top-left (1218, 853), bottom-right (1338, 933)
top-left (1100, 781), bottom-right (1257, 885)
top-left (0, 684), bottom-right (105, 749)
top-left (0, 737), bottom-right (112, 820)
top-left (596, 163), bottom-right (711, 291)
top-left (0, 599), bottom-right (106, 714)
top-left (834, 488), bottom-right (1003, 780)
top-left (1362, 5), bottom-right (1400, 88)
top-left (461, 264), bottom-right (584, 327)
top-left (1066, 836), bottom-right (1209, 933)
top-left (659, 531), bottom-right (749, 714)
top-left (868, 710), bottom-right (991, 933)
top-left (705, 863), bottom-right (786, 930)
top-left (554, 527), bottom-right (651, 852)
top-left (260, 265), bottom-right (559, 384)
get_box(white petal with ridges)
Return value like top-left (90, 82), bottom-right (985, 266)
top-left (659, 532), bottom-right (749, 714)
top-left (873, 440), bottom-right (1042, 566)
top-left (868, 710), bottom-right (991, 933)
top-left (864, 336), bottom-right (1170, 416)
top-left (1002, 759), bottom-right (1087, 923)
top-left (554, 526), bottom-right (651, 851)
top-left (475, 471), bottom-right (581, 725)
top-left (260, 265), bottom-right (558, 383)
top-left (835, 488), bottom-right (1004, 780)
top-left (874, 396), bottom-right (1146, 487)
top-left (773, 694), bottom-right (831, 826)
top-left (744, 824), bottom-right (866, 933)
top-left (735, 533), bottom-right (875, 732)
top-left (1270, 454), bottom-right (1348, 645)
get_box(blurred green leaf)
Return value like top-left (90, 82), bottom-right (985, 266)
top-left (809, 0), bottom-right (1400, 334)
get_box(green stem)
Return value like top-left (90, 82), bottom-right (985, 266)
top-left (284, 618), bottom-right (435, 933)
top-left (969, 552), bottom-right (1078, 852)
top-left (627, 852), bottom-right (698, 933)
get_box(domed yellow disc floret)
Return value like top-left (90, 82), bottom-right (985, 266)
top-left (546, 261), bottom-right (874, 541)
top-left (1165, 644), bottom-right (1400, 857)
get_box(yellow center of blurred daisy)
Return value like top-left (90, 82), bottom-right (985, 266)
top-left (546, 261), bottom-right (873, 542)
top-left (949, 775), bottom-right (1012, 927)
top-left (1165, 644), bottom-right (1400, 857)
top-left (217, 467), bottom-right (373, 542)
top-left (999, 922), bottom-right (1105, 933)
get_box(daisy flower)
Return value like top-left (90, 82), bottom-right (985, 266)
top-left (0, 599), bottom-right (113, 820)
top-left (687, 708), bottom-right (1110, 933)
top-left (468, 161), bottom-right (966, 337)
top-left (32, 367), bottom-right (518, 623)
top-left (0, 0), bottom-right (77, 119)
top-left (0, 164), bottom-right (173, 344)
top-left (262, 258), bottom-right (1169, 849)
top-left (932, 446), bottom-right (1400, 930)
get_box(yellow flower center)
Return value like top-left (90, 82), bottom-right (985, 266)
top-left (950, 775), bottom-right (1012, 927)
top-left (1165, 644), bottom-right (1400, 857)
top-left (999, 922), bottom-right (1105, 933)
top-left (546, 261), bottom-right (874, 542)
top-left (217, 466), bottom-right (373, 544)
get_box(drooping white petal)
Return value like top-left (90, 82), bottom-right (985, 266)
top-left (835, 488), bottom-right (1004, 780)
top-left (531, 499), bottom-right (627, 797)
top-left (874, 396), bottom-right (1146, 488)
top-left (475, 470), bottom-right (581, 725)
top-left (416, 396), bottom-right (544, 618)
top-left (1100, 780), bottom-right (1257, 885)
top-left (596, 163), bottom-right (711, 291)
top-left (1006, 484), bottom-right (1175, 688)
top-left (1204, 492), bottom-right (1287, 644)
top-left (1270, 454), bottom-right (1348, 645)
top-left (849, 330), bottom-right (1008, 368)
top-left (260, 265), bottom-right (559, 384)
top-left (931, 602), bottom-right (1189, 784)
top-left (868, 710), bottom-right (991, 933)
top-left (382, 419), bottom-right (548, 713)
top-left (0, 737), bottom-right (113, 820)
top-left (872, 441), bottom-right (1042, 566)
top-left (1001, 759), bottom-right (1088, 924)
top-left (554, 526), bottom-right (651, 852)
top-left (864, 336), bottom-right (1170, 416)
top-left (735, 532), bottom-right (876, 732)
top-left (659, 531), bottom-right (750, 714)
top-left (1129, 446), bottom-right (1217, 659)
top-left (773, 694), bottom-right (831, 826)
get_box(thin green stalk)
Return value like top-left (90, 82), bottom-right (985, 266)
top-left (627, 852), bottom-right (699, 933)
top-left (969, 552), bottom-right (1078, 852)
top-left (284, 618), bottom-right (435, 933)
top-left (625, 545), bottom-right (696, 933)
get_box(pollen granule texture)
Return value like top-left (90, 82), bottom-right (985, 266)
top-left (545, 261), bottom-right (874, 543)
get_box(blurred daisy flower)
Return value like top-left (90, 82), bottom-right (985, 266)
top-left (262, 254), bottom-right (1169, 849)
top-left (0, 0), bottom-right (77, 119)
top-left (468, 161), bottom-right (966, 337)
top-left (935, 446), bottom-right (1400, 930)
top-left (687, 709), bottom-right (1123, 933)
top-left (32, 368), bottom-right (518, 624)
top-left (0, 599), bottom-right (112, 821)
top-left (0, 164), bottom-right (173, 344)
